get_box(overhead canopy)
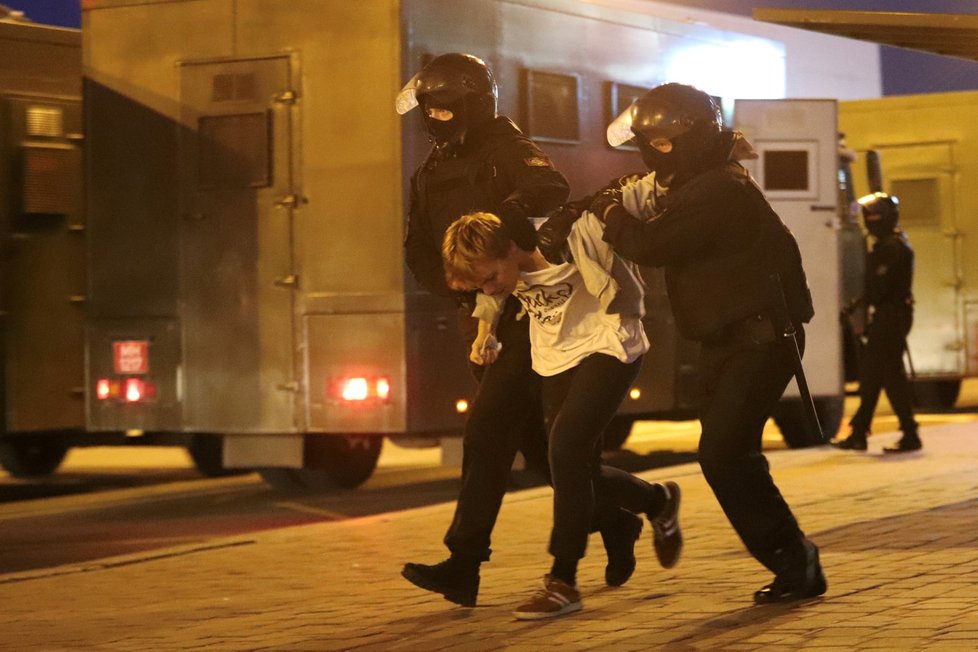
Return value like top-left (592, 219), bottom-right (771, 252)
top-left (753, 8), bottom-right (978, 63)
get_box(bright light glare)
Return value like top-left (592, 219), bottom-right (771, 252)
top-left (376, 378), bottom-right (391, 400)
top-left (629, 388), bottom-right (642, 400)
top-left (124, 378), bottom-right (143, 402)
top-left (96, 379), bottom-right (111, 400)
top-left (665, 39), bottom-right (785, 107)
top-left (455, 399), bottom-right (469, 413)
top-left (342, 378), bottom-right (369, 401)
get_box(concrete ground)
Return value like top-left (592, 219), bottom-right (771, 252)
top-left (2, 419), bottom-right (976, 650)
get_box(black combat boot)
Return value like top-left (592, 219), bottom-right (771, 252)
top-left (831, 430), bottom-right (868, 451)
top-left (754, 539), bottom-right (827, 605)
top-left (600, 512), bottom-right (644, 587)
top-left (401, 556), bottom-right (480, 607)
top-left (883, 431), bottom-right (922, 453)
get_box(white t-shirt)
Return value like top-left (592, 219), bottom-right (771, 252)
top-left (514, 260), bottom-right (649, 376)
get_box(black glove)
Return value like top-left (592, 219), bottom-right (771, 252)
top-left (537, 204), bottom-right (582, 264)
top-left (588, 187), bottom-right (624, 224)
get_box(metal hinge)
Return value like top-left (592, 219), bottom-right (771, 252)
top-left (273, 90), bottom-right (298, 105)
top-left (274, 194), bottom-right (305, 208)
top-left (277, 381), bottom-right (300, 392)
top-left (68, 295), bottom-right (87, 304)
top-left (274, 274), bottom-right (299, 288)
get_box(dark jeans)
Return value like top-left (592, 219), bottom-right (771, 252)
top-left (443, 298), bottom-right (550, 562)
top-left (697, 321), bottom-right (808, 574)
top-left (850, 306), bottom-right (917, 436)
top-left (543, 354), bottom-right (652, 562)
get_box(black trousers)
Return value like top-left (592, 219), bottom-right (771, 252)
top-left (443, 298), bottom-right (551, 562)
top-left (849, 306), bottom-right (917, 436)
top-left (697, 321), bottom-right (808, 574)
top-left (543, 354), bottom-right (653, 562)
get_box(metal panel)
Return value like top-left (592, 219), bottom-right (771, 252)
top-left (2, 94), bottom-right (84, 433)
top-left (754, 9), bottom-right (978, 63)
top-left (305, 313), bottom-right (407, 434)
top-left (86, 318), bottom-right (182, 432)
top-left (178, 55), bottom-right (296, 432)
top-left (735, 99), bottom-right (844, 398)
top-left (853, 142), bottom-right (961, 376)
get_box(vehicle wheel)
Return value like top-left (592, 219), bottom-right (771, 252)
top-left (772, 396), bottom-right (844, 448)
top-left (0, 436), bottom-right (69, 478)
top-left (259, 434), bottom-right (382, 491)
top-left (602, 415), bottom-right (636, 451)
top-left (187, 434), bottom-right (248, 477)
top-left (912, 379), bottom-right (961, 411)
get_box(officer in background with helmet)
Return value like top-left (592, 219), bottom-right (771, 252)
top-left (833, 193), bottom-right (920, 453)
top-left (541, 82), bottom-right (827, 604)
top-left (396, 53), bottom-right (645, 608)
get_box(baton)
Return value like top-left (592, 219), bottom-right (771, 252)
top-left (769, 274), bottom-right (826, 444)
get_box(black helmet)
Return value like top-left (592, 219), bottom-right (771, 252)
top-left (607, 83), bottom-right (722, 180)
top-left (858, 192), bottom-right (899, 237)
top-left (395, 53), bottom-right (498, 149)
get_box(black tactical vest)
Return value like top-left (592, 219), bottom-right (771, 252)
top-left (664, 164), bottom-right (814, 341)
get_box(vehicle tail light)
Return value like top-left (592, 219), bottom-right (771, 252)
top-left (332, 376), bottom-right (392, 403)
top-left (125, 378), bottom-right (144, 402)
top-left (96, 377), bottom-right (156, 403)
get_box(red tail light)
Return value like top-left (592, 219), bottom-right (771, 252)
top-left (96, 377), bottom-right (156, 403)
top-left (341, 378), bottom-right (369, 401)
top-left (124, 378), bottom-right (144, 402)
top-left (332, 376), bottom-right (392, 403)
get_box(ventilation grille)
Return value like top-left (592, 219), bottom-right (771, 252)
top-left (26, 106), bottom-right (64, 137)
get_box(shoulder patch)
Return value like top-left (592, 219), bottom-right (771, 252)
top-left (524, 156), bottom-right (551, 167)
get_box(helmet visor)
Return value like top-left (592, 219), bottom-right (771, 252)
top-left (606, 102), bottom-right (638, 148)
top-left (395, 73), bottom-right (422, 115)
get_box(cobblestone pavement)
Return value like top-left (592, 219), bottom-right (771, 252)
top-left (2, 422), bottom-right (976, 651)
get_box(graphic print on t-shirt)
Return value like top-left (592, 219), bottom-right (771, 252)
top-left (515, 282), bottom-right (573, 325)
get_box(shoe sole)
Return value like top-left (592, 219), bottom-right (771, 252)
top-left (604, 517), bottom-right (643, 587)
top-left (513, 601), bottom-right (582, 620)
top-left (401, 566), bottom-right (477, 608)
top-left (653, 481), bottom-right (683, 569)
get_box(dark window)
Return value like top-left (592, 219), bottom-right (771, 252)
top-left (524, 70), bottom-right (580, 144)
top-left (198, 112), bottom-right (271, 188)
top-left (890, 177), bottom-right (940, 229)
top-left (763, 150), bottom-right (809, 191)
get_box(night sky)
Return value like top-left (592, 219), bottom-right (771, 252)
top-left (6, 0), bottom-right (978, 95)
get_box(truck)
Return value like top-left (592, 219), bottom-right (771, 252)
top-left (0, 14), bottom-right (84, 477)
top-left (840, 91), bottom-right (978, 409)
top-left (4, 0), bottom-right (882, 487)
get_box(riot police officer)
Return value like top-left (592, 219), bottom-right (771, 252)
top-left (396, 53), bottom-right (644, 608)
top-left (544, 83), bottom-right (827, 603)
top-left (833, 193), bottom-right (920, 453)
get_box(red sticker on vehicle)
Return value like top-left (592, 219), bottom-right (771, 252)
top-left (113, 341), bottom-right (149, 375)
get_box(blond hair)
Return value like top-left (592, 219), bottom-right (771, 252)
top-left (442, 211), bottom-right (513, 289)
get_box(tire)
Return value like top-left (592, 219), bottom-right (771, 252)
top-left (602, 415), bottom-right (636, 451)
top-left (772, 396), bottom-right (844, 448)
top-left (911, 380), bottom-right (961, 411)
top-left (259, 434), bottom-right (382, 491)
top-left (0, 436), bottom-right (69, 478)
top-left (187, 434), bottom-right (248, 477)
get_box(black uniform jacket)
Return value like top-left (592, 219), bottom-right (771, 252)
top-left (404, 116), bottom-right (569, 297)
top-left (602, 161), bottom-right (813, 341)
top-left (866, 231), bottom-right (914, 309)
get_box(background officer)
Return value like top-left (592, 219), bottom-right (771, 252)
top-left (833, 193), bottom-right (920, 453)
top-left (548, 83), bottom-right (827, 604)
top-left (396, 53), bottom-right (643, 608)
